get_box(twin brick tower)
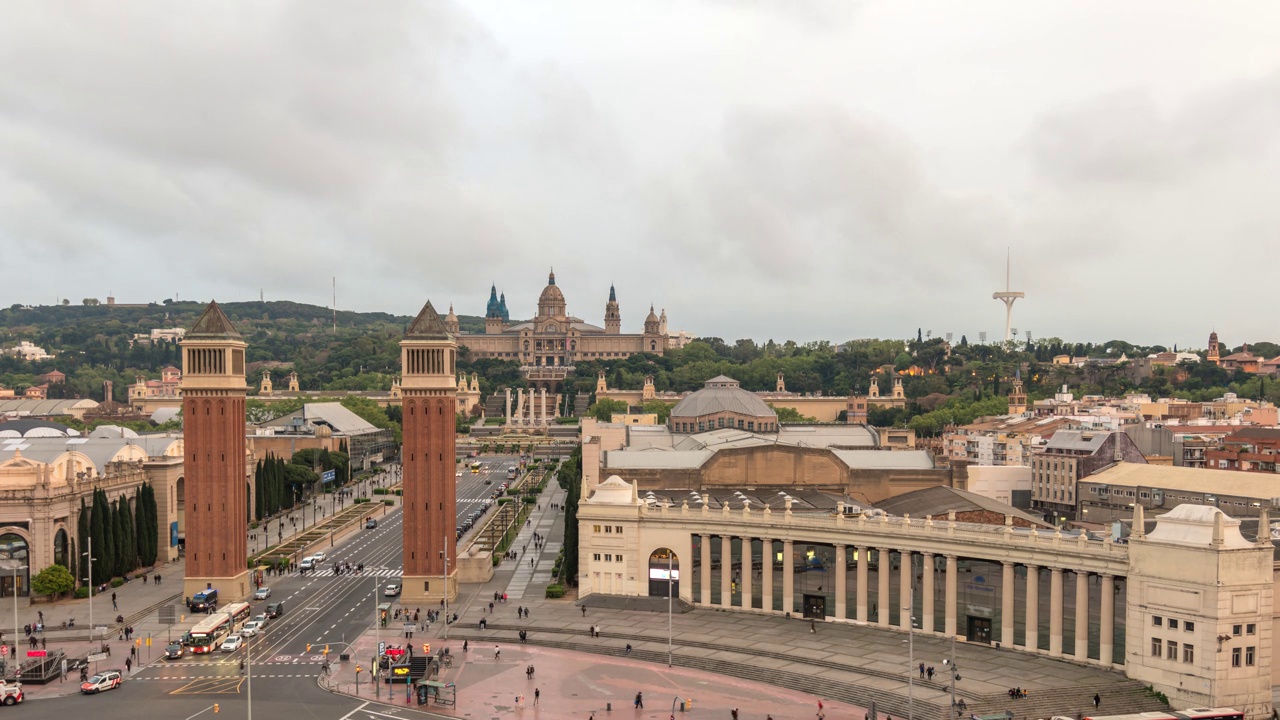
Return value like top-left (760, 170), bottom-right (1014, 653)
top-left (180, 301), bottom-right (457, 604)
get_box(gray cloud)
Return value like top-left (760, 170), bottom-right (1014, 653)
top-left (1, 1), bottom-right (1278, 347)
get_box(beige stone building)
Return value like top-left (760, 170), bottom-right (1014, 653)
top-left (579, 477), bottom-right (1275, 716)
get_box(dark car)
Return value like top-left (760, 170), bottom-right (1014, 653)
top-left (265, 602), bottom-right (285, 618)
top-left (365, 518), bottom-right (378, 529)
top-left (165, 642), bottom-right (185, 660)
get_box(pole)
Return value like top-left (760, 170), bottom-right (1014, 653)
top-left (87, 537), bottom-right (94, 641)
top-left (667, 550), bottom-right (673, 667)
top-left (12, 566), bottom-right (19, 643)
top-left (949, 633), bottom-right (957, 714)
top-left (905, 591), bottom-right (914, 720)
top-left (443, 536), bottom-right (450, 641)
top-left (246, 623), bottom-right (253, 720)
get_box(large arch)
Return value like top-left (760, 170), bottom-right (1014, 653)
top-left (647, 547), bottom-right (680, 598)
top-left (0, 529), bottom-right (31, 597)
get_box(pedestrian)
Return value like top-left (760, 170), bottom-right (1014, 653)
top-left (37, 611), bottom-right (42, 624)
top-left (495, 645), bottom-right (501, 661)
top-left (529, 558), bottom-right (534, 568)
top-left (112, 592), bottom-right (118, 611)
top-left (125, 657), bottom-right (132, 673)
top-left (732, 709), bottom-right (739, 720)
top-left (927, 666), bottom-right (935, 680)
top-left (463, 640), bottom-right (468, 653)
top-left (635, 691), bottom-right (644, 709)
top-left (1093, 693), bottom-right (1101, 709)
top-left (810, 619), bottom-right (816, 633)
top-left (919, 662), bottom-right (925, 678)
top-left (582, 605), bottom-right (587, 617)
top-left (534, 688), bottom-right (540, 706)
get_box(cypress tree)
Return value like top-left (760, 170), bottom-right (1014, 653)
top-left (121, 496), bottom-right (136, 573)
top-left (140, 483), bottom-right (158, 566)
top-left (91, 489), bottom-right (112, 584)
top-left (112, 498), bottom-right (128, 576)
top-left (77, 498), bottom-right (90, 587)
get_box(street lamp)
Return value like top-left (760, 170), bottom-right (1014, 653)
top-left (442, 538), bottom-right (450, 641)
top-left (6, 563), bottom-right (27, 652)
top-left (943, 633), bottom-right (961, 715)
top-left (229, 610), bottom-right (252, 720)
top-left (81, 537), bottom-right (96, 640)
top-left (666, 546), bottom-right (673, 667)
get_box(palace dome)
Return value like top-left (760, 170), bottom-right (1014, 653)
top-left (537, 270), bottom-right (566, 317)
top-left (670, 376), bottom-right (777, 423)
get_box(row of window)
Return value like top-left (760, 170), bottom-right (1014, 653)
top-left (1150, 638), bottom-right (1195, 663)
top-left (673, 418), bottom-right (777, 433)
top-left (1232, 646), bottom-right (1257, 667)
top-left (1152, 615), bottom-right (1196, 632)
top-left (592, 525), bottom-right (624, 534)
top-left (592, 553), bottom-right (624, 563)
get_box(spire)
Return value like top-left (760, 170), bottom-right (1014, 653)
top-left (486, 284), bottom-right (502, 319)
top-left (608, 284), bottom-right (616, 302)
top-left (406, 301), bottom-right (452, 339)
top-left (188, 301), bottom-right (242, 339)
top-left (548, 268), bottom-right (556, 285)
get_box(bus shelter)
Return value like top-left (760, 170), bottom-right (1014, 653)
top-left (416, 679), bottom-right (455, 707)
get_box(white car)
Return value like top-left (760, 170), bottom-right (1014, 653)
top-left (253, 587), bottom-right (271, 600)
top-left (220, 635), bottom-right (244, 652)
top-left (311, 551), bottom-right (326, 561)
top-left (240, 620), bottom-right (263, 637)
top-left (252, 613), bottom-right (268, 627)
top-left (384, 583), bottom-right (401, 597)
top-left (299, 557), bottom-right (315, 570)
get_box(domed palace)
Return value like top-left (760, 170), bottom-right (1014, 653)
top-left (447, 270), bottom-right (671, 395)
top-left (669, 376), bottom-right (779, 433)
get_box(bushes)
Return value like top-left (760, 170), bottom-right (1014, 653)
top-left (74, 586), bottom-right (91, 599)
top-left (372, 488), bottom-right (388, 495)
top-left (109, 577), bottom-right (125, 588)
top-left (544, 584), bottom-right (565, 599)
top-left (497, 497), bottom-right (513, 505)
top-left (354, 497), bottom-right (370, 504)
top-left (383, 499), bottom-right (394, 506)
top-left (31, 564), bottom-right (75, 597)
top-left (521, 495), bottom-right (538, 504)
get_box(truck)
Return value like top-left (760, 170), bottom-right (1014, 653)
top-left (0, 681), bottom-right (25, 705)
top-left (189, 588), bottom-right (218, 612)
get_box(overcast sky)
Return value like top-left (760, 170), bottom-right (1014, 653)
top-left (2, 2), bottom-right (1277, 348)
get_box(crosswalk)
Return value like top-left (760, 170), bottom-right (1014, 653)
top-left (312, 566), bottom-right (402, 578)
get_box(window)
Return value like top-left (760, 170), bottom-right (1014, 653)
top-left (616, 555), bottom-right (623, 563)
top-left (1246, 646), bottom-right (1255, 666)
top-left (604, 554), bottom-right (612, 562)
top-left (1153, 616), bottom-right (1163, 627)
top-left (1183, 644), bottom-right (1194, 664)
top-left (615, 526), bottom-right (623, 533)
top-left (1230, 647), bottom-right (1242, 666)
top-left (1233, 624), bottom-right (1243, 636)
top-left (1151, 638), bottom-right (1162, 657)
top-left (1168, 619), bottom-right (1178, 630)
top-left (604, 526), bottom-right (612, 533)
top-left (1167, 641), bottom-right (1177, 660)
top-left (1247, 623), bottom-right (1256, 635)
top-left (1185, 621), bottom-right (1195, 632)
top-left (593, 525), bottom-right (602, 533)
top-left (593, 553), bottom-right (601, 562)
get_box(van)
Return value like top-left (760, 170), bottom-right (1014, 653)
top-left (265, 602), bottom-right (284, 618)
top-left (189, 589), bottom-right (218, 611)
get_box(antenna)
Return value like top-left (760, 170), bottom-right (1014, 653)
top-left (992, 247), bottom-right (1025, 343)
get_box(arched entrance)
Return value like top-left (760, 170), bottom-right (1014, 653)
top-left (53, 528), bottom-right (69, 569)
top-left (648, 547), bottom-right (679, 598)
top-left (0, 532), bottom-right (30, 597)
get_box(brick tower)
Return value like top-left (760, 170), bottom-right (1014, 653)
top-left (180, 301), bottom-right (250, 602)
top-left (400, 301), bottom-right (458, 603)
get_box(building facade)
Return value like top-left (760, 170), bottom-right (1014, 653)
top-left (1031, 431), bottom-right (1147, 522)
top-left (450, 272), bottom-right (668, 392)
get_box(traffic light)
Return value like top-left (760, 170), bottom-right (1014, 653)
top-left (324, 645), bottom-right (330, 655)
top-left (306, 643), bottom-right (312, 652)
top-left (422, 644), bottom-right (430, 654)
top-left (356, 665), bottom-right (362, 674)
top-left (213, 704), bottom-right (220, 714)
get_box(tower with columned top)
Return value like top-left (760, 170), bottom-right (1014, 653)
top-left (400, 301), bottom-right (459, 603)
top-left (180, 301), bottom-right (251, 601)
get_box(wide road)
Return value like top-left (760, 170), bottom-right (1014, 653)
top-left (19, 455), bottom-right (523, 720)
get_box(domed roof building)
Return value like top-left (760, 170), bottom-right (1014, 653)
top-left (670, 376), bottom-right (779, 433)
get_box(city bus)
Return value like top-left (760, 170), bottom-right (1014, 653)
top-left (506, 465), bottom-right (518, 480)
top-left (470, 462), bottom-right (482, 474)
top-left (188, 602), bottom-right (253, 653)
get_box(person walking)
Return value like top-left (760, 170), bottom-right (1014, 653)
top-left (1093, 693), bottom-right (1101, 710)
top-left (581, 605), bottom-right (587, 617)
top-left (125, 657), bottom-right (132, 673)
top-left (494, 645), bottom-right (501, 661)
top-left (635, 691), bottom-right (644, 709)
top-left (111, 592), bottom-right (118, 611)
top-left (534, 688), bottom-right (540, 706)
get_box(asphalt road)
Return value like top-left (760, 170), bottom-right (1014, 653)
top-left (17, 455), bottom-right (523, 720)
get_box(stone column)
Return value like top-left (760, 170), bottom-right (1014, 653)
top-left (761, 540), bottom-right (774, 613)
top-left (1001, 561), bottom-right (1016, 647)
top-left (741, 538), bottom-right (753, 611)
top-left (899, 551), bottom-right (913, 630)
top-left (877, 549), bottom-right (890, 626)
top-left (699, 534), bottom-right (712, 606)
top-left (1099, 574), bottom-right (1115, 667)
top-left (1074, 571), bottom-right (1089, 660)
top-left (1025, 565), bottom-right (1039, 652)
top-left (856, 546), bottom-right (869, 622)
top-left (944, 555), bottom-right (958, 637)
top-left (720, 536), bottom-right (733, 607)
top-left (922, 552), bottom-right (935, 633)
top-left (505, 388), bottom-right (512, 424)
top-left (782, 540), bottom-right (794, 615)
top-left (1049, 567), bottom-right (1064, 657)
top-left (834, 545), bottom-right (847, 620)
top-left (516, 388), bottom-right (525, 424)
top-left (540, 387), bottom-right (547, 425)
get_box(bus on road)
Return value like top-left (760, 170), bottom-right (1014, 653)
top-left (188, 602), bottom-right (252, 653)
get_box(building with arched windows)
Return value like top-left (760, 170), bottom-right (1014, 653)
top-left (0, 427), bottom-right (185, 596)
top-left (449, 270), bottom-right (669, 394)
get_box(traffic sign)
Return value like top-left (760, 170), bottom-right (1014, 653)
top-left (378, 641), bottom-right (385, 656)
top-left (0, 646), bottom-right (7, 656)
top-left (87, 652), bottom-right (108, 662)
top-left (26, 650), bottom-right (45, 658)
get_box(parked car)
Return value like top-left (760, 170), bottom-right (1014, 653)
top-left (80, 671), bottom-right (122, 694)
top-left (253, 587), bottom-right (272, 601)
top-left (220, 635), bottom-right (244, 652)
top-left (240, 620), bottom-right (263, 637)
top-left (165, 642), bottom-right (185, 659)
top-left (384, 583), bottom-right (401, 597)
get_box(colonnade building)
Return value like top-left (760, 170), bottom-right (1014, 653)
top-left (579, 477), bottom-right (1275, 717)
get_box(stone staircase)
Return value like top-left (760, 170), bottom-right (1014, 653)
top-left (453, 623), bottom-right (1169, 720)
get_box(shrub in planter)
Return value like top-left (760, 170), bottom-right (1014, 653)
top-left (383, 499), bottom-right (394, 506)
top-left (110, 577), bottom-right (125, 588)
top-left (372, 487), bottom-right (387, 495)
top-left (74, 586), bottom-right (91, 599)
top-left (354, 497), bottom-right (370, 503)
top-left (521, 496), bottom-right (537, 504)
top-left (544, 584), bottom-right (565, 599)
top-left (497, 498), bottom-right (513, 505)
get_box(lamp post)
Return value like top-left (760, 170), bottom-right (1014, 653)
top-left (944, 633), bottom-right (960, 715)
top-left (229, 610), bottom-right (252, 720)
top-left (82, 537), bottom-right (95, 641)
top-left (903, 592), bottom-right (914, 720)
top-left (667, 548), bottom-right (673, 668)
top-left (442, 537), bottom-right (450, 641)
top-left (9, 564), bottom-right (27, 647)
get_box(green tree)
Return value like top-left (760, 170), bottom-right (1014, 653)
top-left (90, 489), bottom-right (113, 584)
top-left (31, 564), bottom-right (76, 597)
top-left (769, 404), bottom-right (817, 423)
top-left (559, 448), bottom-right (582, 586)
top-left (587, 398), bottom-right (628, 421)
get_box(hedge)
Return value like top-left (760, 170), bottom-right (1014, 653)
top-left (544, 584), bottom-right (565, 599)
